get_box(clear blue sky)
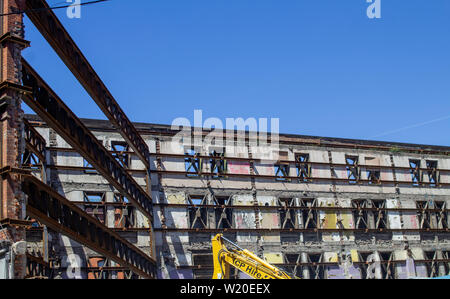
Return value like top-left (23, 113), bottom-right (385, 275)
top-left (22, 0), bottom-right (450, 146)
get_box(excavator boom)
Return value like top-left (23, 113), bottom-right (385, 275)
top-left (211, 234), bottom-right (293, 279)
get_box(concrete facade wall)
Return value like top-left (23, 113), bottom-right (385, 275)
top-left (29, 119), bottom-right (450, 279)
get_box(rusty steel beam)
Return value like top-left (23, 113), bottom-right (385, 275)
top-left (177, 258), bottom-right (450, 269)
top-left (24, 118), bottom-right (46, 163)
top-left (45, 147), bottom-right (450, 173)
top-left (47, 164), bottom-right (145, 175)
top-left (152, 227), bottom-right (449, 233)
top-left (45, 163), bottom-right (450, 187)
top-left (21, 59), bottom-right (153, 220)
top-left (66, 201), bottom-right (449, 213)
top-left (152, 169), bottom-right (450, 187)
top-left (22, 175), bottom-right (156, 279)
top-left (0, 166), bottom-right (31, 177)
top-left (150, 203), bottom-right (450, 213)
top-left (24, 0), bottom-right (151, 169)
top-left (150, 153), bottom-right (450, 173)
top-left (26, 253), bottom-right (52, 279)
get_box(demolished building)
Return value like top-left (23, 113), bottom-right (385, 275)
top-left (22, 114), bottom-right (450, 279)
top-left (0, 0), bottom-right (448, 279)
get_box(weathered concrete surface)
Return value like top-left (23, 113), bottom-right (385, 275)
top-left (24, 115), bottom-right (450, 279)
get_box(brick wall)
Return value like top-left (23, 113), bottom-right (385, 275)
top-left (0, 0), bottom-right (26, 278)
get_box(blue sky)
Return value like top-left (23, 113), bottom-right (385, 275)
top-left (22, 0), bottom-right (450, 146)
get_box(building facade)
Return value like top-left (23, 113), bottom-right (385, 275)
top-left (24, 114), bottom-right (450, 279)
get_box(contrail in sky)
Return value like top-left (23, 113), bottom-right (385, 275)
top-left (369, 114), bottom-right (450, 139)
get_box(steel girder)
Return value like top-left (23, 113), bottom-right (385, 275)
top-left (24, 0), bottom-right (151, 169)
top-left (23, 119), bottom-right (46, 163)
top-left (22, 175), bottom-right (156, 279)
top-left (21, 59), bottom-right (153, 220)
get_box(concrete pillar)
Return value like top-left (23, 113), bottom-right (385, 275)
top-left (105, 192), bottom-right (115, 228)
top-left (301, 252), bottom-right (310, 279)
top-left (207, 193), bottom-right (216, 229)
top-left (366, 200), bottom-right (376, 229)
top-left (294, 198), bottom-right (304, 243)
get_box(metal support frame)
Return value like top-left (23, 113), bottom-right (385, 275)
top-left (295, 153), bottom-right (311, 181)
top-left (23, 119), bottom-right (46, 179)
top-left (278, 198), bottom-right (298, 229)
top-left (153, 169), bottom-right (450, 187)
top-left (25, 253), bottom-right (52, 279)
top-left (23, 119), bottom-right (46, 164)
top-left (21, 59), bottom-right (153, 220)
top-left (187, 195), bottom-right (208, 229)
top-left (212, 195), bottom-right (233, 229)
top-left (22, 175), bottom-right (156, 278)
top-left (24, 0), bottom-right (151, 169)
top-left (97, 150), bottom-right (450, 174)
top-left (210, 150), bottom-right (227, 177)
top-left (46, 147), bottom-right (450, 175)
top-left (185, 150), bottom-right (202, 177)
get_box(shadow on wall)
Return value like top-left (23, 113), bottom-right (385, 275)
top-left (157, 191), bottom-right (193, 279)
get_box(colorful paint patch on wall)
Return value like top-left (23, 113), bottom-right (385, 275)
top-left (228, 161), bottom-right (250, 174)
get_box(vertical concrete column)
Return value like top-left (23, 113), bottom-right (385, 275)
top-left (295, 198), bottom-right (304, 243)
top-left (427, 199), bottom-right (438, 229)
top-left (206, 193), bottom-right (216, 229)
top-left (366, 200), bottom-right (375, 229)
top-left (301, 252), bottom-right (310, 279)
top-left (0, 0), bottom-right (27, 279)
top-left (105, 192), bottom-right (115, 228)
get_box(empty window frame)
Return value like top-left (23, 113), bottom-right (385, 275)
top-left (21, 149), bottom-right (42, 171)
top-left (416, 201), bottom-right (432, 229)
top-left (115, 206), bottom-right (136, 228)
top-left (278, 198), bottom-right (298, 229)
top-left (284, 254), bottom-right (303, 278)
top-left (187, 195), bottom-right (208, 229)
top-left (210, 149), bottom-right (227, 177)
top-left (424, 251), bottom-right (440, 278)
top-left (113, 193), bottom-right (130, 204)
top-left (285, 253), bottom-right (324, 279)
top-left (371, 200), bottom-right (387, 229)
top-left (367, 169), bottom-right (381, 185)
top-left (345, 155), bottom-right (360, 183)
top-left (87, 257), bottom-right (108, 279)
top-left (83, 192), bottom-right (106, 223)
top-left (111, 141), bottom-right (130, 169)
top-left (83, 158), bottom-right (98, 174)
top-left (308, 253), bottom-right (325, 279)
top-left (295, 153), bottom-right (311, 181)
top-left (275, 151), bottom-right (290, 181)
top-left (364, 157), bottom-right (381, 185)
top-left (192, 253), bottom-right (215, 279)
top-left (358, 251), bottom-right (374, 279)
top-left (299, 198), bottom-right (318, 229)
top-left (351, 200), bottom-right (369, 229)
top-left (185, 148), bottom-right (202, 177)
top-left (378, 251), bottom-right (394, 280)
top-left (426, 160), bottom-right (439, 187)
top-left (409, 159), bottom-right (422, 186)
top-left (113, 194), bottom-right (135, 228)
top-left (83, 140), bottom-right (102, 174)
top-left (84, 192), bottom-right (104, 203)
top-left (435, 201), bottom-right (448, 229)
top-left (213, 196), bottom-right (233, 229)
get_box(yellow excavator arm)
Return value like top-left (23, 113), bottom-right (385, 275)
top-left (211, 234), bottom-right (294, 279)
